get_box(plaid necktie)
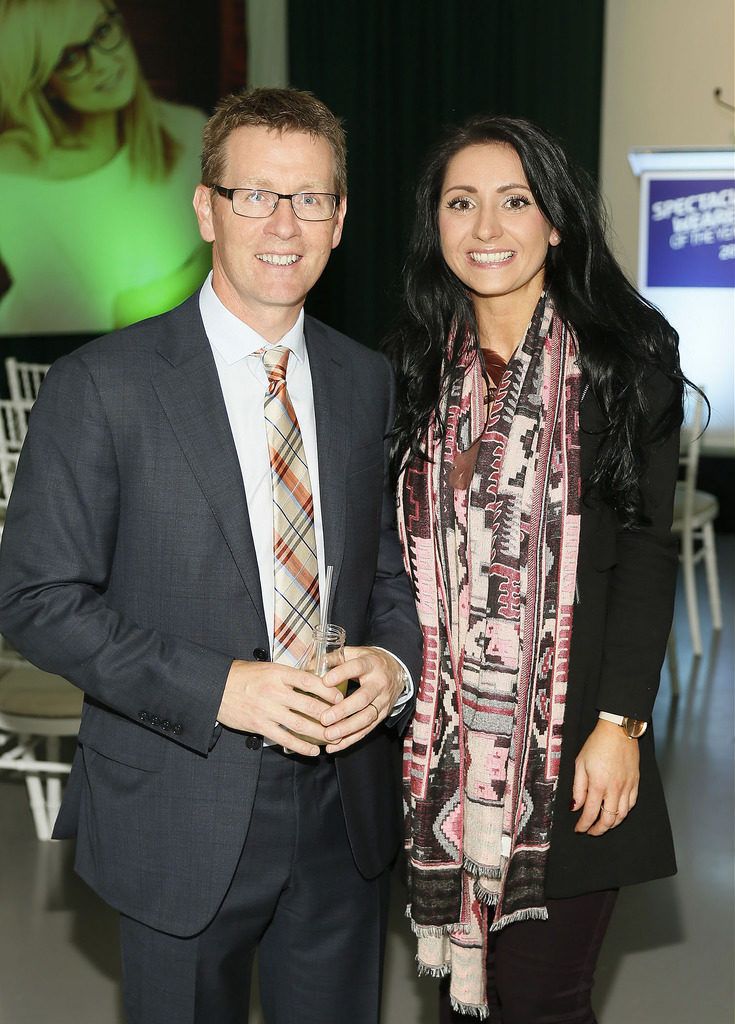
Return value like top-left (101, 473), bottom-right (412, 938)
top-left (262, 345), bottom-right (320, 664)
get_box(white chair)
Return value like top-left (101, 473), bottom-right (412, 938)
top-left (0, 451), bottom-right (23, 668)
top-left (0, 449), bottom-right (19, 531)
top-left (0, 667), bottom-right (83, 840)
top-left (4, 357), bottom-right (49, 403)
top-left (0, 398), bottom-right (33, 453)
top-left (671, 391), bottom-right (722, 656)
top-left (0, 406), bottom-right (82, 841)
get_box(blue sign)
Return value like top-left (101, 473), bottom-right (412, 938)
top-left (647, 177), bottom-right (735, 287)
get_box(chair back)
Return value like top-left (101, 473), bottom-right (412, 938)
top-left (0, 399), bottom-right (33, 453)
top-left (0, 450), bottom-right (19, 515)
top-left (679, 390), bottom-right (706, 518)
top-left (5, 357), bottom-right (49, 402)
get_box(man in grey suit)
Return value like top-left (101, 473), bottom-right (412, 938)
top-left (0, 88), bottom-right (421, 1024)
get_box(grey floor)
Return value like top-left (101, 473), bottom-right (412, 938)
top-left (1, 539), bottom-right (733, 1024)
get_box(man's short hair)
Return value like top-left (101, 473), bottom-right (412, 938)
top-left (201, 87), bottom-right (347, 196)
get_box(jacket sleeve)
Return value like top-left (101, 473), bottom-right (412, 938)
top-left (365, 356), bottom-right (422, 730)
top-left (0, 355), bottom-right (232, 756)
top-left (594, 375), bottom-right (681, 720)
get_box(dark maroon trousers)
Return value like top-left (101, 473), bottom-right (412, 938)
top-left (439, 889), bottom-right (618, 1024)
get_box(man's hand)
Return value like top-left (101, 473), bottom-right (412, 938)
top-left (572, 719), bottom-right (640, 836)
top-left (217, 660), bottom-right (344, 756)
top-left (319, 646), bottom-right (405, 753)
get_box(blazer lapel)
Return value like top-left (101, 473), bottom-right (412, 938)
top-left (305, 317), bottom-right (350, 617)
top-left (151, 298), bottom-right (267, 633)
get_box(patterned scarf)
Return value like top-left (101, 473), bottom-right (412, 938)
top-left (397, 294), bottom-right (582, 1018)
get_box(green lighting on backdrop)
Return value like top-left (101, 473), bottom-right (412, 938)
top-left (0, 0), bottom-right (209, 336)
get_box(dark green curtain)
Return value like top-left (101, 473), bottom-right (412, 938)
top-left (288, 0), bottom-right (605, 348)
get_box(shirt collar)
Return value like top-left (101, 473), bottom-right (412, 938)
top-left (199, 272), bottom-right (306, 365)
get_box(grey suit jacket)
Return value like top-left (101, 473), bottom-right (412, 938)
top-left (0, 293), bottom-right (422, 936)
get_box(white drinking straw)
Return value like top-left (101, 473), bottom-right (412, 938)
top-left (321, 564), bottom-right (333, 630)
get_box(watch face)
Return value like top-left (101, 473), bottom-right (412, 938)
top-left (623, 717), bottom-right (647, 739)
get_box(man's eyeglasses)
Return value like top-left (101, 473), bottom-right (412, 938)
top-left (52, 9), bottom-right (127, 82)
top-left (214, 186), bottom-right (340, 222)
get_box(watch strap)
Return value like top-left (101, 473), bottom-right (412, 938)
top-left (598, 711), bottom-right (647, 738)
top-left (598, 711), bottom-right (625, 726)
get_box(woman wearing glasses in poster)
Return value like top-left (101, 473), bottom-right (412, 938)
top-left (385, 115), bottom-right (690, 1021)
top-left (0, 0), bottom-right (209, 334)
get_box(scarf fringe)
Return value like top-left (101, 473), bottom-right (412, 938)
top-left (474, 885), bottom-right (500, 907)
top-left (463, 855), bottom-right (503, 880)
top-left (488, 905), bottom-right (549, 933)
top-left (407, 920), bottom-right (472, 939)
top-left (449, 995), bottom-right (490, 1019)
top-left (415, 956), bottom-right (451, 979)
top-left (405, 903), bottom-right (471, 937)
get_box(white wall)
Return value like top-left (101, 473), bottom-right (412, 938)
top-left (600, 0), bottom-right (735, 277)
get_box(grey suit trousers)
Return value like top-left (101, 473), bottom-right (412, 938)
top-left (119, 746), bottom-right (391, 1024)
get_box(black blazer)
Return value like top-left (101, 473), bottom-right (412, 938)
top-left (0, 294), bottom-right (422, 936)
top-left (546, 377), bottom-right (679, 897)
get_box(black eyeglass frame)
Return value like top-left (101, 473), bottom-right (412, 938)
top-left (213, 185), bottom-right (341, 222)
top-left (52, 8), bottom-right (127, 82)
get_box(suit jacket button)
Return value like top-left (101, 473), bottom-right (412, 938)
top-left (138, 710), bottom-right (149, 723)
top-left (150, 715), bottom-right (161, 727)
top-left (161, 720), bottom-right (171, 731)
top-left (172, 723), bottom-right (183, 735)
top-left (252, 648), bottom-right (268, 662)
top-left (251, 736), bottom-right (262, 749)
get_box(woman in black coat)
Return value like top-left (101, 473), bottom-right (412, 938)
top-left (384, 116), bottom-right (688, 1023)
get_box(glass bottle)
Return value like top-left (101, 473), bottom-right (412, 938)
top-left (291, 623), bottom-right (347, 744)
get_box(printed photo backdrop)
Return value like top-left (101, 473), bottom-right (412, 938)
top-left (0, 0), bottom-right (236, 337)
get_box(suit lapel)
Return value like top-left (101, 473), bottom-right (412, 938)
top-left (151, 297), bottom-right (267, 633)
top-left (305, 317), bottom-right (350, 617)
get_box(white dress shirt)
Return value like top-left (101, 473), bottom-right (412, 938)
top-left (199, 275), bottom-right (324, 641)
top-left (198, 275), bottom-right (412, 720)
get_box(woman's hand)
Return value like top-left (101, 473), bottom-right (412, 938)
top-left (571, 720), bottom-right (640, 836)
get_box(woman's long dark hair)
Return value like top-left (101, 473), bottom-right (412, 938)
top-left (383, 115), bottom-right (693, 528)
